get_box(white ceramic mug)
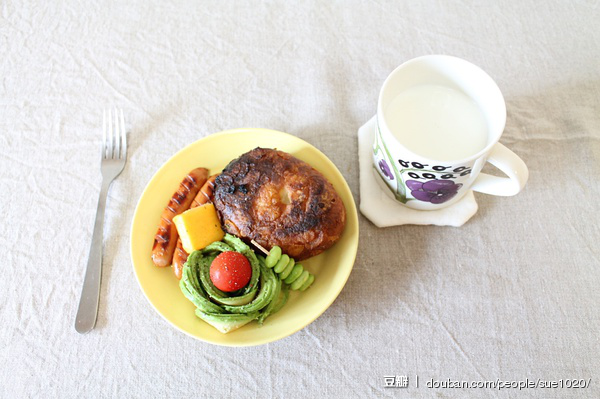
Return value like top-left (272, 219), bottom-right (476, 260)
top-left (373, 55), bottom-right (528, 210)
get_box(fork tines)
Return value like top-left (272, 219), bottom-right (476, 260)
top-left (103, 108), bottom-right (126, 159)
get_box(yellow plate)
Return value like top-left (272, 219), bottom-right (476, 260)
top-left (130, 128), bottom-right (359, 346)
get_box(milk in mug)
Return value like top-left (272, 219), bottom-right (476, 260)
top-left (385, 84), bottom-right (489, 161)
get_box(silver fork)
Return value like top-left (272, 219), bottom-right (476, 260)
top-left (75, 109), bottom-right (127, 333)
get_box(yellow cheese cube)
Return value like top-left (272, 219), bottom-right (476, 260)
top-left (173, 203), bottom-right (225, 253)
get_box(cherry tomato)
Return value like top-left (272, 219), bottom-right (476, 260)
top-left (209, 251), bottom-right (252, 292)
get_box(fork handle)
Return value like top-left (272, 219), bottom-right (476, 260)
top-left (75, 179), bottom-right (111, 333)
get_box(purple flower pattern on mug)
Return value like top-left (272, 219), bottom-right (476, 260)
top-left (378, 159), bottom-right (394, 180)
top-left (406, 179), bottom-right (463, 204)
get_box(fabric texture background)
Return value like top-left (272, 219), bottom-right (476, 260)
top-left (1, 1), bottom-right (599, 398)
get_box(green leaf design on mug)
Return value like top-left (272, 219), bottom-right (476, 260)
top-left (373, 125), bottom-right (380, 155)
top-left (376, 120), bottom-right (407, 201)
top-left (373, 166), bottom-right (409, 203)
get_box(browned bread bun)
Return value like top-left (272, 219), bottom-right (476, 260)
top-left (213, 147), bottom-right (346, 260)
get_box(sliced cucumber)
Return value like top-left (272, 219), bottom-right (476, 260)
top-left (291, 270), bottom-right (310, 290)
top-left (299, 274), bottom-right (315, 291)
top-left (284, 264), bottom-right (303, 284)
top-left (279, 258), bottom-right (295, 279)
top-left (273, 254), bottom-right (290, 273)
top-left (265, 246), bottom-right (282, 268)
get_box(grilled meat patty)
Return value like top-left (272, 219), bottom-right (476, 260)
top-left (213, 147), bottom-right (346, 261)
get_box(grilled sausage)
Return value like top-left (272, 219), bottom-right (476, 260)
top-left (151, 168), bottom-right (209, 267)
top-left (172, 174), bottom-right (219, 279)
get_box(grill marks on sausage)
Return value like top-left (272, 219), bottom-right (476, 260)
top-left (192, 174), bottom-right (218, 208)
top-left (151, 168), bottom-right (209, 268)
top-left (172, 174), bottom-right (219, 279)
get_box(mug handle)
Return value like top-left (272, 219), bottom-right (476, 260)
top-left (470, 143), bottom-right (529, 196)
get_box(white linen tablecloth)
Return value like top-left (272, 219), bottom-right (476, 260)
top-left (1, 1), bottom-right (599, 398)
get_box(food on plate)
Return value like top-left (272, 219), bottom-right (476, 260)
top-left (192, 173), bottom-right (219, 208)
top-left (172, 203), bottom-right (225, 253)
top-left (150, 146), bottom-right (345, 334)
top-left (151, 167), bottom-right (209, 267)
top-left (261, 245), bottom-right (314, 291)
top-left (213, 147), bottom-right (346, 261)
top-left (173, 174), bottom-right (219, 279)
top-left (210, 251), bottom-right (252, 292)
top-left (180, 234), bottom-right (289, 333)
